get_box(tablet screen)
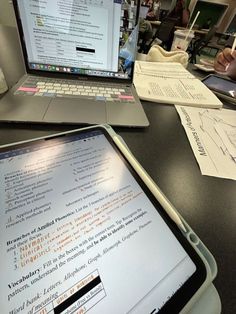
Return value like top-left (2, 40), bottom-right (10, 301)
top-left (202, 75), bottom-right (236, 99)
top-left (0, 127), bottom-right (206, 314)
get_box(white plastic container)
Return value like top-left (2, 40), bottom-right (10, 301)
top-left (171, 29), bottom-right (195, 51)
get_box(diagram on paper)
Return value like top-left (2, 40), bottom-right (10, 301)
top-left (176, 106), bottom-right (236, 180)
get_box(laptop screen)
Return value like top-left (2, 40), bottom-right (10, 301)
top-left (14, 0), bottom-right (140, 80)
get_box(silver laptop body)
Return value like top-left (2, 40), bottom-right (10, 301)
top-left (0, 0), bottom-right (149, 127)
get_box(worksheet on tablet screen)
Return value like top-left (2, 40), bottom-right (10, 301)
top-left (0, 131), bottom-right (196, 314)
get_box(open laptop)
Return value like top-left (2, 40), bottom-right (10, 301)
top-left (0, 0), bottom-right (149, 127)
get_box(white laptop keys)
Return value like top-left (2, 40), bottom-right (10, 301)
top-left (0, 0), bottom-right (149, 127)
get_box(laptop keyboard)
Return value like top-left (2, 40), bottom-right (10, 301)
top-left (14, 77), bottom-right (135, 103)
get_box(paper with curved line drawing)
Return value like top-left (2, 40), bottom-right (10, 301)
top-left (176, 106), bottom-right (236, 180)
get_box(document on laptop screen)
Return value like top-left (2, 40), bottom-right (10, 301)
top-left (18, 0), bottom-right (120, 71)
top-left (0, 130), bottom-right (196, 314)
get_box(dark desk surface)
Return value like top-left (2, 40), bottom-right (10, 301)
top-left (0, 25), bottom-right (236, 314)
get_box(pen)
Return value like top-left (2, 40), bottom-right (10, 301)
top-left (231, 35), bottom-right (236, 54)
top-left (225, 36), bottom-right (236, 71)
top-left (113, 136), bottom-right (187, 233)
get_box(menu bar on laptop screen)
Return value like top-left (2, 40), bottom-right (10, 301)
top-left (15, 0), bottom-right (140, 79)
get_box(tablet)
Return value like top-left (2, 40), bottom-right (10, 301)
top-left (0, 126), bottom-right (206, 314)
top-left (202, 74), bottom-right (236, 104)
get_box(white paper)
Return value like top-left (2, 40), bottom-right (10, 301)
top-left (135, 61), bottom-right (195, 79)
top-left (215, 123), bottom-right (236, 161)
top-left (176, 106), bottom-right (236, 180)
top-left (134, 61), bottom-right (223, 108)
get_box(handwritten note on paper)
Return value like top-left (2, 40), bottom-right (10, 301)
top-left (175, 106), bottom-right (236, 180)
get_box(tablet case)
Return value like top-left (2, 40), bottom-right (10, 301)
top-left (105, 124), bottom-right (221, 314)
top-left (0, 124), bottom-right (221, 314)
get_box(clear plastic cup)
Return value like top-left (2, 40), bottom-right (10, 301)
top-left (171, 30), bottom-right (195, 51)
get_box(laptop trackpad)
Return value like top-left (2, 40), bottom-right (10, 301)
top-left (43, 98), bottom-right (107, 124)
top-left (0, 93), bottom-right (50, 122)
